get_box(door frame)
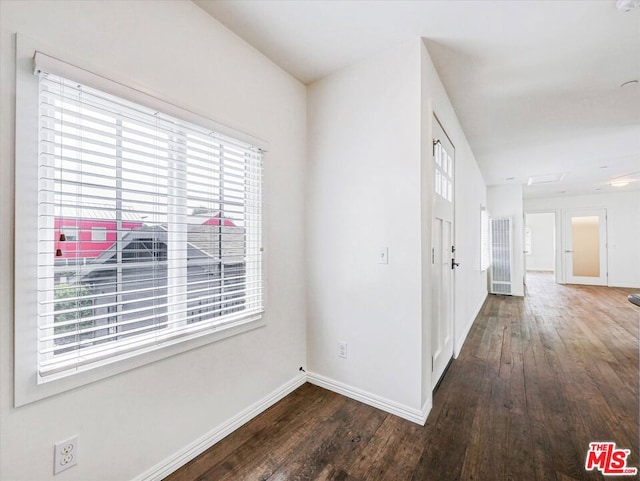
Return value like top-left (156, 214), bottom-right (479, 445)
top-left (523, 210), bottom-right (558, 285)
top-left (431, 114), bottom-right (455, 391)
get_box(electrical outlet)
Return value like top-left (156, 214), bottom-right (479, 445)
top-left (54, 436), bottom-right (78, 475)
top-left (338, 341), bottom-right (348, 359)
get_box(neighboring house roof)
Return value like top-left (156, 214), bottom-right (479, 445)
top-left (60, 221), bottom-right (246, 280)
top-left (58, 203), bottom-right (143, 222)
top-left (201, 214), bottom-right (236, 227)
top-left (186, 224), bottom-right (245, 259)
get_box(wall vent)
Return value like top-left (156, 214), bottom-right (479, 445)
top-left (490, 217), bottom-right (513, 295)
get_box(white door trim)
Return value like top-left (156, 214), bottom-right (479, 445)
top-left (431, 114), bottom-right (455, 390)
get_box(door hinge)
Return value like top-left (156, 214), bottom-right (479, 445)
top-left (432, 248), bottom-right (435, 264)
top-left (431, 356), bottom-right (434, 371)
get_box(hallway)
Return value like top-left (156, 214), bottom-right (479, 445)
top-left (166, 273), bottom-right (639, 481)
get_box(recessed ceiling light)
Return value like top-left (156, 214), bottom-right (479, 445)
top-left (611, 181), bottom-right (629, 187)
top-left (609, 171), bottom-right (640, 187)
top-left (560, 191), bottom-right (567, 194)
top-left (600, 166), bottom-right (608, 169)
top-left (621, 80), bottom-right (639, 88)
top-left (505, 177), bottom-right (515, 181)
top-left (617, 0), bottom-right (640, 12)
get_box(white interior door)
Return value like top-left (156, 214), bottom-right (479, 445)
top-left (562, 209), bottom-right (607, 286)
top-left (431, 117), bottom-right (455, 390)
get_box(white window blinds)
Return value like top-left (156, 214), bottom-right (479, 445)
top-left (36, 62), bottom-right (263, 380)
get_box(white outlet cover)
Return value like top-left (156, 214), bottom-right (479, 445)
top-left (54, 436), bottom-right (78, 475)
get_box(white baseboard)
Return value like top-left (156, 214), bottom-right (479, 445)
top-left (608, 282), bottom-right (640, 289)
top-left (132, 373), bottom-right (306, 481)
top-left (306, 371), bottom-right (428, 425)
top-left (133, 366), bottom-right (446, 480)
top-left (421, 397), bottom-right (432, 424)
top-left (454, 292), bottom-right (487, 358)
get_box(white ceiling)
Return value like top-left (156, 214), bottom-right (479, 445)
top-left (195, 0), bottom-right (640, 199)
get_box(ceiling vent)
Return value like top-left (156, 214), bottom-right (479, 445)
top-left (527, 173), bottom-right (566, 185)
top-left (617, 0), bottom-right (640, 12)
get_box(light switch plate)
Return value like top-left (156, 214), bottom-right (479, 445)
top-left (378, 247), bottom-right (389, 264)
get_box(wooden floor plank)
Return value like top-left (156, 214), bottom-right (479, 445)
top-left (195, 391), bottom-right (346, 481)
top-left (163, 384), bottom-right (323, 480)
top-left (165, 273), bottom-right (639, 481)
top-left (269, 399), bottom-right (387, 481)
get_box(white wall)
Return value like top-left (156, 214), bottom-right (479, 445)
top-left (306, 41), bottom-right (424, 416)
top-left (1, 3), bottom-right (492, 477)
top-left (0, 1), bottom-right (307, 480)
top-left (306, 39), bottom-right (488, 420)
top-left (525, 212), bottom-right (555, 271)
top-left (487, 184), bottom-right (525, 296)
top-left (420, 40), bottom-right (488, 375)
top-left (525, 191), bottom-right (640, 288)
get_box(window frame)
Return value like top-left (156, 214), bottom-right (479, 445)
top-left (14, 35), bottom-right (268, 406)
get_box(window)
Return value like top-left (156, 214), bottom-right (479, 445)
top-left (434, 140), bottom-right (453, 202)
top-left (480, 206), bottom-right (490, 271)
top-left (91, 227), bottom-right (107, 242)
top-left (60, 226), bottom-right (79, 241)
top-left (19, 52), bottom-right (264, 386)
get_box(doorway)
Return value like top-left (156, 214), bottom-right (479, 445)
top-left (562, 209), bottom-right (607, 286)
top-left (431, 116), bottom-right (455, 390)
top-left (524, 212), bottom-right (556, 285)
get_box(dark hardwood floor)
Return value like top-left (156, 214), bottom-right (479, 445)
top-left (165, 273), bottom-right (639, 481)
